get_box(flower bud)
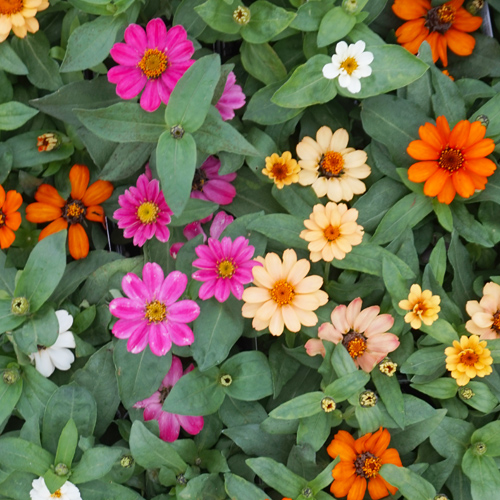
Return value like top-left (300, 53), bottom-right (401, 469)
top-left (219, 374), bottom-right (232, 387)
top-left (466, 0), bottom-right (484, 15)
top-left (37, 133), bottom-right (60, 152)
top-left (54, 463), bottom-right (69, 476)
top-left (321, 396), bottom-right (336, 412)
top-left (302, 487), bottom-right (313, 498)
top-left (459, 387), bottom-right (475, 400)
top-left (176, 473), bottom-right (187, 485)
top-left (434, 495), bottom-right (449, 500)
top-left (343, 0), bottom-right (358, 13)
top-left (379, 357), bottom-right (397, 376)
top-left (170, 125), bottom-right (185, 139)
top-left (2, 368), bottom-right (20, 385)
top-left (475, 114), bottom-right (489, 128)
top-left (11, 296), bottom-right (29, 316)
top-left (233, 5), bottom-right (250, 25)
top-left (359, 390), bottom-right (378, 408)
top-left (474, 442), bottom-right (487, 456)
top-left (120, 455), bottom-right (134, 468)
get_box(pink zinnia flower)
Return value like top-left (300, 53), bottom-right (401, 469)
top-left (113, 174), bottom-right (173, 247)
top-left (305, 297), bottom-right (400, 372)
top-left (192, 236), bottom-right (259, 302)
top-left (109, 263), bottom-right (200, 356)
top-left (191, 156), bottom-right (236, 205)
top-left (134, 355), bottom-right (204, 442)
top-left (215, 71), bottom-right (246, 121)
top-left (108, 19), bottom-right (195, 112)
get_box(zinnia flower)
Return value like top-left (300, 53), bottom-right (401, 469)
top-left (28, 310), bottom-right (75, 377)
top-left (407, 116), bottom-right (496, 204)
top-left (30, 477), bottom-right (81, 500)
top-left (113, 173), bottom-right (173, 247)
top-left (300, 202), bottom-right (364, 262)
top-left (306, 298), bottom-right (399, 372)
top-left (398, 284), bottom-right (441, 329)
top-left (192, 236), bottom-right (259, 303)
top-left (322, 40), bottom-right (374, 94)
top-left (297, 126), bottom-right (371, 202)
top-left (241, 249), bottom-right (328, 336)
top-left (327, 427), bottom-right (402, 500)
top-left (109, 263), bottom-right (200, 356)
top-left (445, 334), bottom-right (493, 386)
top-left (215, 71), bottom-right (246, 121)
top-left (262, 152), bottom-right (300, 189)
top-left (392, 0), bottom-right (483, 67)
top-left (466, 281), bottom-right (500, 339)
top-left (108, 19), bottom-right (195, 112)
top-left (134, 355), bottom-right (204, 442)
top-left (191, 156), bottom-right (236, 205)
top-left (25, 164), bottom-right (113, 260)
top-left (37, 133), bottom-right (59, 152)
top-left (0, 0), bottom-right (48, 43)
top-left (0, 185), bottom-right (22, 250)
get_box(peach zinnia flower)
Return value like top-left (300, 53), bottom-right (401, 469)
top-left (392, 0), bottom-right (483, 67)
top-left (445, 334), bottom-right (493, 386)
top-left (327, 427), bottom-right (402, 500)
top-left (0, 0), bottom-right (49, 42)
top-left (306, 298), bottom-right (399, 373)
top-left (25, 164), bottom-right (113, 260)
top-left (398, 284), bottom-right (441, 329)
top-left (297, 126), bottom-right (371, 202)
top-left (241, 249), bottom-right (328, 336)
top-left (300, 202), bottom-right (364, 262)
top-left (407, 116), bottom-right (496, 204)
top-left (262, 152), bottom-right (300, 189)
top-left (0, 185), bottom-right (22, 250)
top-left (465, 281), bottom-right (500, 339)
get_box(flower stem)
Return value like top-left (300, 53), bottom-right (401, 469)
top-left (324, 262), bottom-right (330, 283)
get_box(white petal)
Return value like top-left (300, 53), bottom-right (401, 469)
top-left (56, 309), bottom-right (73, 334)
top-left (33, 351), bottom-right (55, 377)
top-left (347, 77), bottom-right (361, 94)
top-left (351, 40), bottom-right (366, 56)
top-left (52, 331), bottom-right (76, 349)
top-left (335, 41), bottom-right (348, 56)
top-left (356, 51), bottom-right (374, 66)
top-left (49, 348), bottom-right (75, 371)
top-left (338, 73), bottom-right (351, 89)
top-left (323, 63), bottom-right (340, 79)
top-left (353, 65), bottom-right (372, 78)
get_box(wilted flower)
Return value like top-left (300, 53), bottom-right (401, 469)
top-left (191, 156), bottom-right (236, 205)
top-left (215, 71), bottom-right (246, 121)
top-left (466, 281), bottom-right (500, 339)
top-left (0, 0), bottom-right (49, 43)
top-left (37, 133), bottom-right (59, 152)
top-left (398, 284), bottom-right (441, 329)
top-left (262, 152), bottom-right (300, 189)
top-left (0, 185), bottom-right (22, 250)
top-left (30, 477), bottom-right (81, 500)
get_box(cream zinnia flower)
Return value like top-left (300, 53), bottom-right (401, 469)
top-left (241, 249), bottom-right (328, 336)
top-left (466, 281), bottom-right (500, 339)
top-left (300, 202), bottom-right (363, 262)
top-left (297, 126), bottom-right (371, 202)
top-left (398, 284), bottom-right (440, 329)
top-left (262, 151), bottom-right (300, 189)
top-left (0, 0), bottom-right (49, 43)
top-left (30, 477), bottom-right (82, 500)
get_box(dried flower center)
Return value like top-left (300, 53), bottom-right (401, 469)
top-left (320, 151), bottom-right (344, 178)
top-left (50, 490), bottom-right (62, 499)
top-left (323, 224), bottom-right (340, 241)
top-left (192, 168), bottom-right (208, 192)
top-left (137, 201), bottom-right (159, 224)
top-left (218, 259), bottom-right (236, 278)
top-left (343, 331), bottom-right (368, 359)
top-left (37, 133), bottom-right (59, 152)
top-left (159, 385), bottom-right (171, 404)
top-left (271, 162), bottom-right (288, 181)
top-left (145, 300), bottom-right (167, 323)
top-left (0, 0), bottom-right (23, 15)
top-left (459, 348), bottom-right (479, 366)
top-left (63, 199), bottom-right (86, 224)
top-left (340, 56), bottom-right (358, 75)
top-left (271, 279), bottom-right (295, 306)
top-left (138, 49), bottom-right (168, 79)
top-left (426, 4), bottom-right (455, 33)
top-left (492, 311), bottom-right (500, 333)
top-left (439, 147), bottom-right (464, 172)
top-left (354, 453), bottom-right (382, 478)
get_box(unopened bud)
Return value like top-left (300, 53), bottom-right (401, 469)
top-left (343, 0), bottom-right (358, 13)
top-left (54, 463), bottom-right (69, 476)
top-left (321, 396), bottom-right (336, 412)
top-left (302, 487), bottom-right (313, 498)
top-left (466, 0), bottom-right (484, 15)
top-left (434, 495), bottom-right (449, 500)
top-left (176, 473), bottom-right (187, 485)
top-left (11, 296), bottom-right (29, 316)
top-left (474, 442), bottom-right (487, 455)
top-left (2, 368), bottom-right (20, 385)
top-left (233, 5), bottom-right (250, 25)
top-left (475, 114), bottom-right (489, 127)
top-left (219, 374), bottom-right (232, 387)
top-left (120, 455), bottom-right (134, 468)
top-left (359, 390), bottom-right (378, 408)
top-left (37, 133), bottom-right (60, 152)
top-left (379, 357), bottom-right (397, 376)
top-left (459, 387), bottom-right (475, 400)
top-left (170, 125), bottom-right (185, 139)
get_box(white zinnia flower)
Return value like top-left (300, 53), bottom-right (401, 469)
top-left (29, 310), bottom-right (76, 377)
top-left (30, 477), bottom-right (82, 500)
top-left (322, 40), bottom-right (374, 94)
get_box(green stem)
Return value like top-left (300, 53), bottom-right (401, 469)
top-left (323, 262), bottom-right (331, 283)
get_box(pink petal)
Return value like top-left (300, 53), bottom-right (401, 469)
top-left (108, 65), bottom-right (138, 84)
top-left (115, 68), bottom-right (147, 100)
top-left (167, 322), bottom-right (195, 346)
top-left (178, 414), bottom-right (204, 435)
top-left (345, 298), bottom-right (363, 327)
top-left (353, 305), bottom-right (380, 333)
top-left (367, 333), bottom-right (400, 354)
top-left (318, 322), bottom-right (343, 343)
top-left (158, 412), bottom-right (181, 442)
top-left (124, 24), bottom-right (147, 51)
top-left (112, 318), bottom-right (145, 339)
top-left (330, 305), bottom-right (350, 333)
top-left (203, 180), bottom-right (236, 205)
top-left (122, 272), bottom-right (148, 301)
top-left (142, 262), bottom-right (165, 299)
top-left (156, 77), bottom-right (172, 105)
top-left (364, 314), bottom-right (395, 337)
top-left (110, 43), bottom-right (141, 66)
top-left (167, 39), bottom-right (195, 61)
top-left (127, 323), bottom-right (150, 354)
top-left (305, 338), bottom-right (326, 357)
top-left (168, 300), bottom-right (200, 323)
top-left (357, 352), bottom-right (380, 372)
top-left (158, 271), bottom-right (188, 304)
top-left (143, 402), bottom-right (163, 420)
top-left (149, 322), bottom-right (172, 356)
top-left (109, 297), bottom-right (144, 319)
top-left (198, 280), bottom-right (217, 300)
top-left (146, 18), bottom-right (167, 49)
top-left (214, 278), bottom-right (231, 303)
top-left (140, 79), bottom-right (162, 112)
top-left (162, 355), bottom-right (184, 387)
top-left (134, 392), bottom-right (160, 409)
top-left (155, 224), bottom-right (170, 242)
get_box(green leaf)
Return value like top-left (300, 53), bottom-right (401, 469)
top-left (331, 342), bottom-right (357, 377)
top-left (0, 40), bottom-right (28, 75)
top-left (462, 449), bottom-right (500, 500)
top-left (240, 41), bottom-right (287, 86)
top-left (269, 392), bottom-right (325, 420)
top-left (14, 305), bottom-right (59, 355)
top-left (0, 101), bottom-right (38, 131)
top-left (67, 0), bottom-right (112, 15)
top-left (77, 479), bottom-right (143, 499)
top-left (471, 421), bottom-right (500, 457)
top-left (0, 438), bottom-right (54, 475)
top-left (247, 214), bottom-right (308, 250)
top-left (380, 464), bottom-right (436, 500)
top-left (448, 231), bottom-right (474, 312)
top-left (0, 372), bottom-right (22, 426)
top-left (429, 416), bottom-right (474, 466)
top-left (419, 319), bottom-right (459, 345)
top-left (429, 237), bottom-right (447, 285)
top-left (411, 378), bottom-right (458, 399)
top-left (400, 345), bottom-right (446, 376)
top-left (224, 473), bottom-right (268, 500)
top-left (430, 66), bottom-right (466, 127)
top-left (371, 368), bottom-right (405, 429)
top-left (324, 370), bottom-right (370, 402)
top-left (290, 0), bottom-right (334, 32)
top-left (169, 198), bottom-right (218, 227)
top-left (195, 0), bottom-right (240, 35)
top-left (460, 381), bottom-right (498, 414)
top-left (450, 203), bottom-right (494, 248)
top-left (382, 256), bottom-right (410, 312)
top-left (99, 142), bottom-right (154, 182)
top-left (0, 299), bottom-right (27, 334)
top-left (71, 446), bottom-right (123, 483)
top-left (178, 473), bottom-right (226, 499)
top-left (174, 0), bottom-right (207, 37)
top-left (471, 92), bottom-right (500, 142)
top-left (54, 419), bottom-right (78, 468)
top-left (317, 7), bottom-right (356, 47)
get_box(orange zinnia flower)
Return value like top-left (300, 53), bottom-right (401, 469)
top-left (327, 427), bottom-right (402, 500)
top-left (392, 0), bottom-right (483, 67)
top-left (407, 116), bottom-right (496, 204)
top-left (25, 164), bottom-right (113, 260)
top-left (0, 185), bottom-right (22, 249)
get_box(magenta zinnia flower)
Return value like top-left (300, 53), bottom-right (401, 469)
top-left (305, 297), bottom-right (400, 372)
top-left (108, 19), bottom-right (195, 112)
top-left (134, 355), bottom-right (204, 442)
top-left (192, 236), bottom-right (259, 302)
top-left (215, 71), bottom-right (246, 121)
top-left (109, 263), bottom-right (200, 356)
top-left (113, 174), bottom-right (173, 247)
top-left (191, 156), bottom-right (236, 205)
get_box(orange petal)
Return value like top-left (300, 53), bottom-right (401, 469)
top-left (419, 123), bottom-right (444, 150)
top-left (395, 19), bottom-right (426, 43)
top-left (327, 439), bottom-right (357, 462)
top-left (425, 31), bottom-right (441, 63)
top-left (407, 140), bottom-right (440, 160)
top-left (380, 448), bottom-right (403, 467)
top-left (453, 9), bottom-right (483, 32)
top-left (0, 185), bottom-right (5, 207)
top-left (408, 161), bottom-right (439, 182)
top-left (0, 226), bottom-right (15, 249)
top-left (436, 116), bottom-right (451, 142)
top-left (366, 428), bottom-right (390, 457)
top-left (331, 474), bottom-right (357, 499)
top-left (465, 158), bottom-right (496, 176)
top-left (68, 223), bottom-right (89, 260)
top-left (348, 475), bottom-right (367, 500)
top-left (449, 120), bottom-right (471, 149)
top-left (444, 29), bottom-right (476, 56)
top-left (392, 0), bottom-right (429, 21)
top-left (463, 121), bottom-right (486, 149)
top-left (452, 169), bottom-right (476, 199)
top-left (436, 32), bottom-right (448, 67)
top-left (5, 211), bottom-right (21, 231)
top-left (368, 475), bottom-right (390, 500)
top-left (81, 180), bottom-right (113, 207)
top-left (70, 164), bottom-right (90, 200)
top-left (3, 190), bottom-right (22, 214)
top-left (34, 184), bottom-right (65, 207)
top-left (25, 202), bottom-right (62, 223)
top-left (39, 217), bottom-right (68, 241)
top-left (332, 461), bottom-right (356, 480)
top-left (463, 138), bottom-right (495, 159)
top-left (465, 169), bottom-right (488, 190)
top-left (85, 205), bottom-right (105, 223)
top-left (401, 28), bottom-right (429, 54)
top-left (424, 168), bottom-right (450, 197)
top-left (437, 177), bottom-right (456, 204)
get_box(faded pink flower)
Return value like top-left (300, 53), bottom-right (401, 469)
top-left (306, 297), bottom-right (400, 372)
top-left (108, 19), bottom-right (195, 112)
top-left (191, 156), bottom-right (236, 205)
top-left (466, 281), bottom-right (500, 339)
top-left (134, 355), bottom-right (204, 442)
top-left (109, 263), bottom-right (200, 356)
top-left (215, 71), bottom-right (246, 121)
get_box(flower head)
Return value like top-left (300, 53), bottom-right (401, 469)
top-left (108, 19), bottom-right (195, 112)
top-left (407, 117), bottom-right (496, 204)
top-left (29, 310), bottom-right (76, 377)
top-left (398, 284), bottom-right (441, 329)
top-left (466, 282), bottom-right (500, 339)
top-left (190, 156), bottom-right (236, 205)
top-left (242, 249), bottom-right (328, 336)
top-left (445, 334), bottom-right (493, 386)
top-left (25, 164), bottom-right (113, 260)
top-left (192, 236), bottom-right (259, 303)
top-left (37, 133), bottom-right (59, 152)
top-left (306, 298), bottom-right (399, 372)
top-left (0, 185), bottom-right (22, 250)
top-left (300, 202), bottom-right (364, 262)
top-left (109, 263), bottom-right (200, 356)
top-left (0, 0), bottom-right (49, 43)
top-left (297, 126), bottom-right (371, 202)
top-left (322, 40), bottom-right (373, 94)
top-left (262, 152), bottom-right (300, 189)
top-left (215, 71), bottom-right (246, 121)
top-left (327, 427), bottom-right (402, 500)
top-left (134, 355), bottom-right (204, 441)
top-left (113, 174), bottom-right (173, 247)
top-left (30, 477), bottom-right (81, 500)
top-left (393, 0), bottom-right (483, 67)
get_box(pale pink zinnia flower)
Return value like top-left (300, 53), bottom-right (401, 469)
top-left (192, 236), bottom-right (259, 302)
top-left (466, 281), bottom-right (500, 339)
top-left (108, 19), bottom-right (195, 112)
top-left (109, 263), bottom-right (200, 356)
top-left (134, 355), bottom-right (204, 442)
top-left (191, 156), bottom-right (236, 205)
top-left (305, 297), bottom-right (400, 372)
top-left (215, 71), bottom-right (246, 121)
top-left (113, 174), bottom-right (173, 247)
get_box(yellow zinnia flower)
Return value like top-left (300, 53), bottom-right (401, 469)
top-left (241, 249), bottom-right (328, 336)
top-left (0, 0), bottom-right (49, 42)
top-left (398, 284), bottom-right (441, 329)
top-left (262, 151), bottom-right (300, 189)
top-left (445, 335), bottom-right (493, 386)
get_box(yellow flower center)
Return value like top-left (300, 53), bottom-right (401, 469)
top-left (0, 0), bottom-right (23, 15)
top-left (63, 200), bottom-right (86, 223)
top-left (323, 224), bottom-right (340, 242)
top-left (233, 5), bottom-right (250, 24)
top-left (347, 337), bottom-right (367, 358)
top-left (459, 348), bottom-right (479, 366)
top-left (412, 300), bottom-right (427, 317)
top-left (145, 300), bottom-right (167, 323)
top-left (50, 490), bottom-right (62, 499)
top-left (439, 147), bottom-right (464, 172)
top-left (270, 279), bottom-right (295, 306)
top-left (218, 259), bottom-right (236, 278)
top-left (362, 456), bottom-right (382, 478)
top-left (437, 4), bottom-right (455, 24)
top-left (270, 162), bottom-right (288, 181)
top-left (340, 56), bottom-right (358, 75)
top-left (138, 49), bottom-right (168, 79)
top-left (137, 201), bottom-right (159, 224)
top-left (320, 151), bottom-right (344, 178)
